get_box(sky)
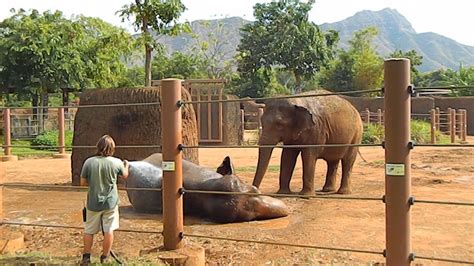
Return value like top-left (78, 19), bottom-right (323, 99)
top-left (1, 0), bottom-right (473, 46)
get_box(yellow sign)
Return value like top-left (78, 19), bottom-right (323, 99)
top-left (162, 161), bottom-right (175, 171)
top-left (385, 163), bottom-right (405, 176)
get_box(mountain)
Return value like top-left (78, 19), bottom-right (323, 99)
top-left (157, 8), bottom-right (474, 72)
top-left (319, 8), bottom-right (474, 71)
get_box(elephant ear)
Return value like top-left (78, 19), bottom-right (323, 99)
top-left (217, 156), bottom-right (235, 176)
top-left (292, 105), bottom-right (317, 140)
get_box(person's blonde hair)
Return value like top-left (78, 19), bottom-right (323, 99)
top-left (96, 135), bottom-right (115, 157)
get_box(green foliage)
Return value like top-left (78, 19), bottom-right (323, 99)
top-left (229, 68), bottom-right (290, 98)
top-left (415, 65), bottom-right (474, 96)
top-left (31, 130), bottom-right (73, 150)
top-left (237, 0), bottom-right (338, 95)
top-left (152, 51), bottom-right (207, 80)
top-left (362, 120), bottom-right (450, 144)
top-left (190, 20), bottom-right (236, 79)
top-left (118, 67), bottom-right (146, 87)
top-left (390, 49), bottom-right (423, 81)
top-left (319, 27), bottom-right (383, 94)
top-left (362, 123), bottom-right (385, 144)
top-left (117, 0), bottom-right (189, 86)
top-left (0, 9), bottom-right (135, 105)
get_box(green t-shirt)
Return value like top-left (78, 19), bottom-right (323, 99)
top-left (81, 156), bottom-right (125, 211)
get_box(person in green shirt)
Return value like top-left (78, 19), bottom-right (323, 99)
top-left (80, 135), bottom-right (129, 264)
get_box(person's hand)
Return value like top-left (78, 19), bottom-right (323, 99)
top-left (123, 160), bottom-right (129, 169)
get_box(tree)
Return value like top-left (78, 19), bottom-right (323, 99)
top-left (319, 27), bottom-right (383, 93)
top-left (390, 49), bottom-right (423, 81)
top-left (237, 0), bottom-right (339, 94)
top-left (117, 0), bottom-right (188, 86)
top-left (190, 20), bottom-right (237, 80)
top-left (152, 51), bottom-right (207, 80)
top-left (416, 65), bottom-right (474, 96)
top-left (0, 9), bottom-right (134, 108)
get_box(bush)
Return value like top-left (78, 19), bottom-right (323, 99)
top-left (362, 123), bottom-right (384, 144)
top-left (31, 130), bottom-right (73, 151)
top-left (362, 120), bottom-right (450, 144)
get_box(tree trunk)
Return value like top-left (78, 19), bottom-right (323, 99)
top-left (145, 44), bottom-right (152, 87)
top-left (294, 72), bottom-right (303, 94)
top-left (32, 93), bottom-right (39, 118)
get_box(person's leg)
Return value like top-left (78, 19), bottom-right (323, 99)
top-left (83, 233), bottom-right (94, 254)
top-left (83, 209), bottom-right (100, 264)
top-left (100, 206), bottom-right (120, 260)
top-left (102, 232), bottom-right (114, 257)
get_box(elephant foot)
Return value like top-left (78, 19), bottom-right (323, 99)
top-left (299, 189), bottom-right (314, 196)
top-left (321, 186), bottom-right (337, 192)
top-left (336, 187), bottom-right (352, 194)
top-left (276, 188), bottom-right (292, 195)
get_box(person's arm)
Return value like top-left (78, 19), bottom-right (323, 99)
top-left (80, 160), bottom-right (89, 186)
top-left (119, 160), bottom-right (129, 180)
top-left (80, 176), bottom-right (88, 186)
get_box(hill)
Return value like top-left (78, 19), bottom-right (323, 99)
top-left (157, 8), bottom-right (474, 72)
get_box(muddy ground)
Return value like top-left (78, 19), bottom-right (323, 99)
top-left (1, 140), bottom-right (473, 264)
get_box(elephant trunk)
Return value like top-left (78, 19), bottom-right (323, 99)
top-left (252, 136), bottom-right (276, 188)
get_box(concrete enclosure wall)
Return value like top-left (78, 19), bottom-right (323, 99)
top-left (71, 87), bottom-right (199, 185)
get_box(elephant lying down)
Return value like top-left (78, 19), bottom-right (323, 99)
top-left (125, 153), bottom-right (288, 223)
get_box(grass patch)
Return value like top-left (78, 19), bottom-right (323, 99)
top-left (0, 252), bottom-right (78, 264)
top-left (235, 165), bottom-right (280, 173)
top-left (362, 120), bottom-right (452, 144)
top-left (1, 140), bottom-right (58, 158)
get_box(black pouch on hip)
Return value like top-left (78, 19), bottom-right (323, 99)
top-left (82, 206), bottom-right (87, 222)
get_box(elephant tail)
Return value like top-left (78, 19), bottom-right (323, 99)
top-left (357, 149), bottom-right (368, 163)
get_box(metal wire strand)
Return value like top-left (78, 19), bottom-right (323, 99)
top-left (415, 85), bottom-right (474, 90)
top-left (3, 183), bottom-right (162, 192)
top-left (415, 255), bottom-right (474, 265)
top-left (183, 233), bottom-right (383, 256)
top-left (181, 89), bottom-right (383, 105)
top-left (2, 145), bottom-right (161, 149)
top-left (182, 188), bottom-right (383, 201)
top-left (0, 102), bottom-right (158, 110)
top-left (181, 143), bottom-right (383, 149)
top-left (1, 221), bottom-right (161, 234)
top-left (414, 144), bottom-right (474, 148)
top-left (414, 199), bottom-right (474, 207)
top-left (3, 183), bottom-right (472, 206)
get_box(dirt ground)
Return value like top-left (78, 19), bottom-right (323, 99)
top-left (1, 139), bottom-right (473, 264)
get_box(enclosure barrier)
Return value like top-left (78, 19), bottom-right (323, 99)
top-left (361, 106), bottom-right (467, 144)
top-left (1, 74), bottom-right (474, 264)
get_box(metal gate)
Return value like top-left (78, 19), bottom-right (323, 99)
top-left (183, 79), bottom-right (225, 143)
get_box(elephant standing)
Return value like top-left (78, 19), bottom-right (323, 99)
top-left (252, 90), bottom-right (363, 195)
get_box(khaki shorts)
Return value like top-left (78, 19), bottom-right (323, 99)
top-left (84, 205), bottom-right (119, 234)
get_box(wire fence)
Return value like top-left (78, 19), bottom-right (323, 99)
top-left (1, 82), bottom-right (473, 264)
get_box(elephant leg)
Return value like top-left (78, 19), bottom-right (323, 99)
top-left (277, 148), bottom-right (300, 194)
top-left (300, 149), bottom-right (318, 195)
top-left (337, 148), bottom-right (357, 194)
top-left (322, 160), bottom-right (339, 192)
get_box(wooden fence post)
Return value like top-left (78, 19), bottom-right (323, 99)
top-left (53, 107), bottom-right (70, 159)
top-left (365, 108), bottom-right (370, 124)
top-left (450, 108), bottom-right (456, 143)
top-left (456, 110), bottom-right (462, 138)
top-left (1, 109), bottom-right (18, 162)
top-left (430, 109), bottom-right (436, 144)
top-left (384, 58), bottom-right (412, 266)
top-left (461, 109), bottom-right (467, 142)
top-left (161, 79), bottom-right (184, 250)
top-left (435, 107), bottom-right (440, 130)
top-left (377, 109), bottom-right (383, 125)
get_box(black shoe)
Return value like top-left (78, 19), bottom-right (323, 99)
top-left (81, 253), bottom-right (91, 265)
top-left (100, 255), bottom-right (109, 263)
